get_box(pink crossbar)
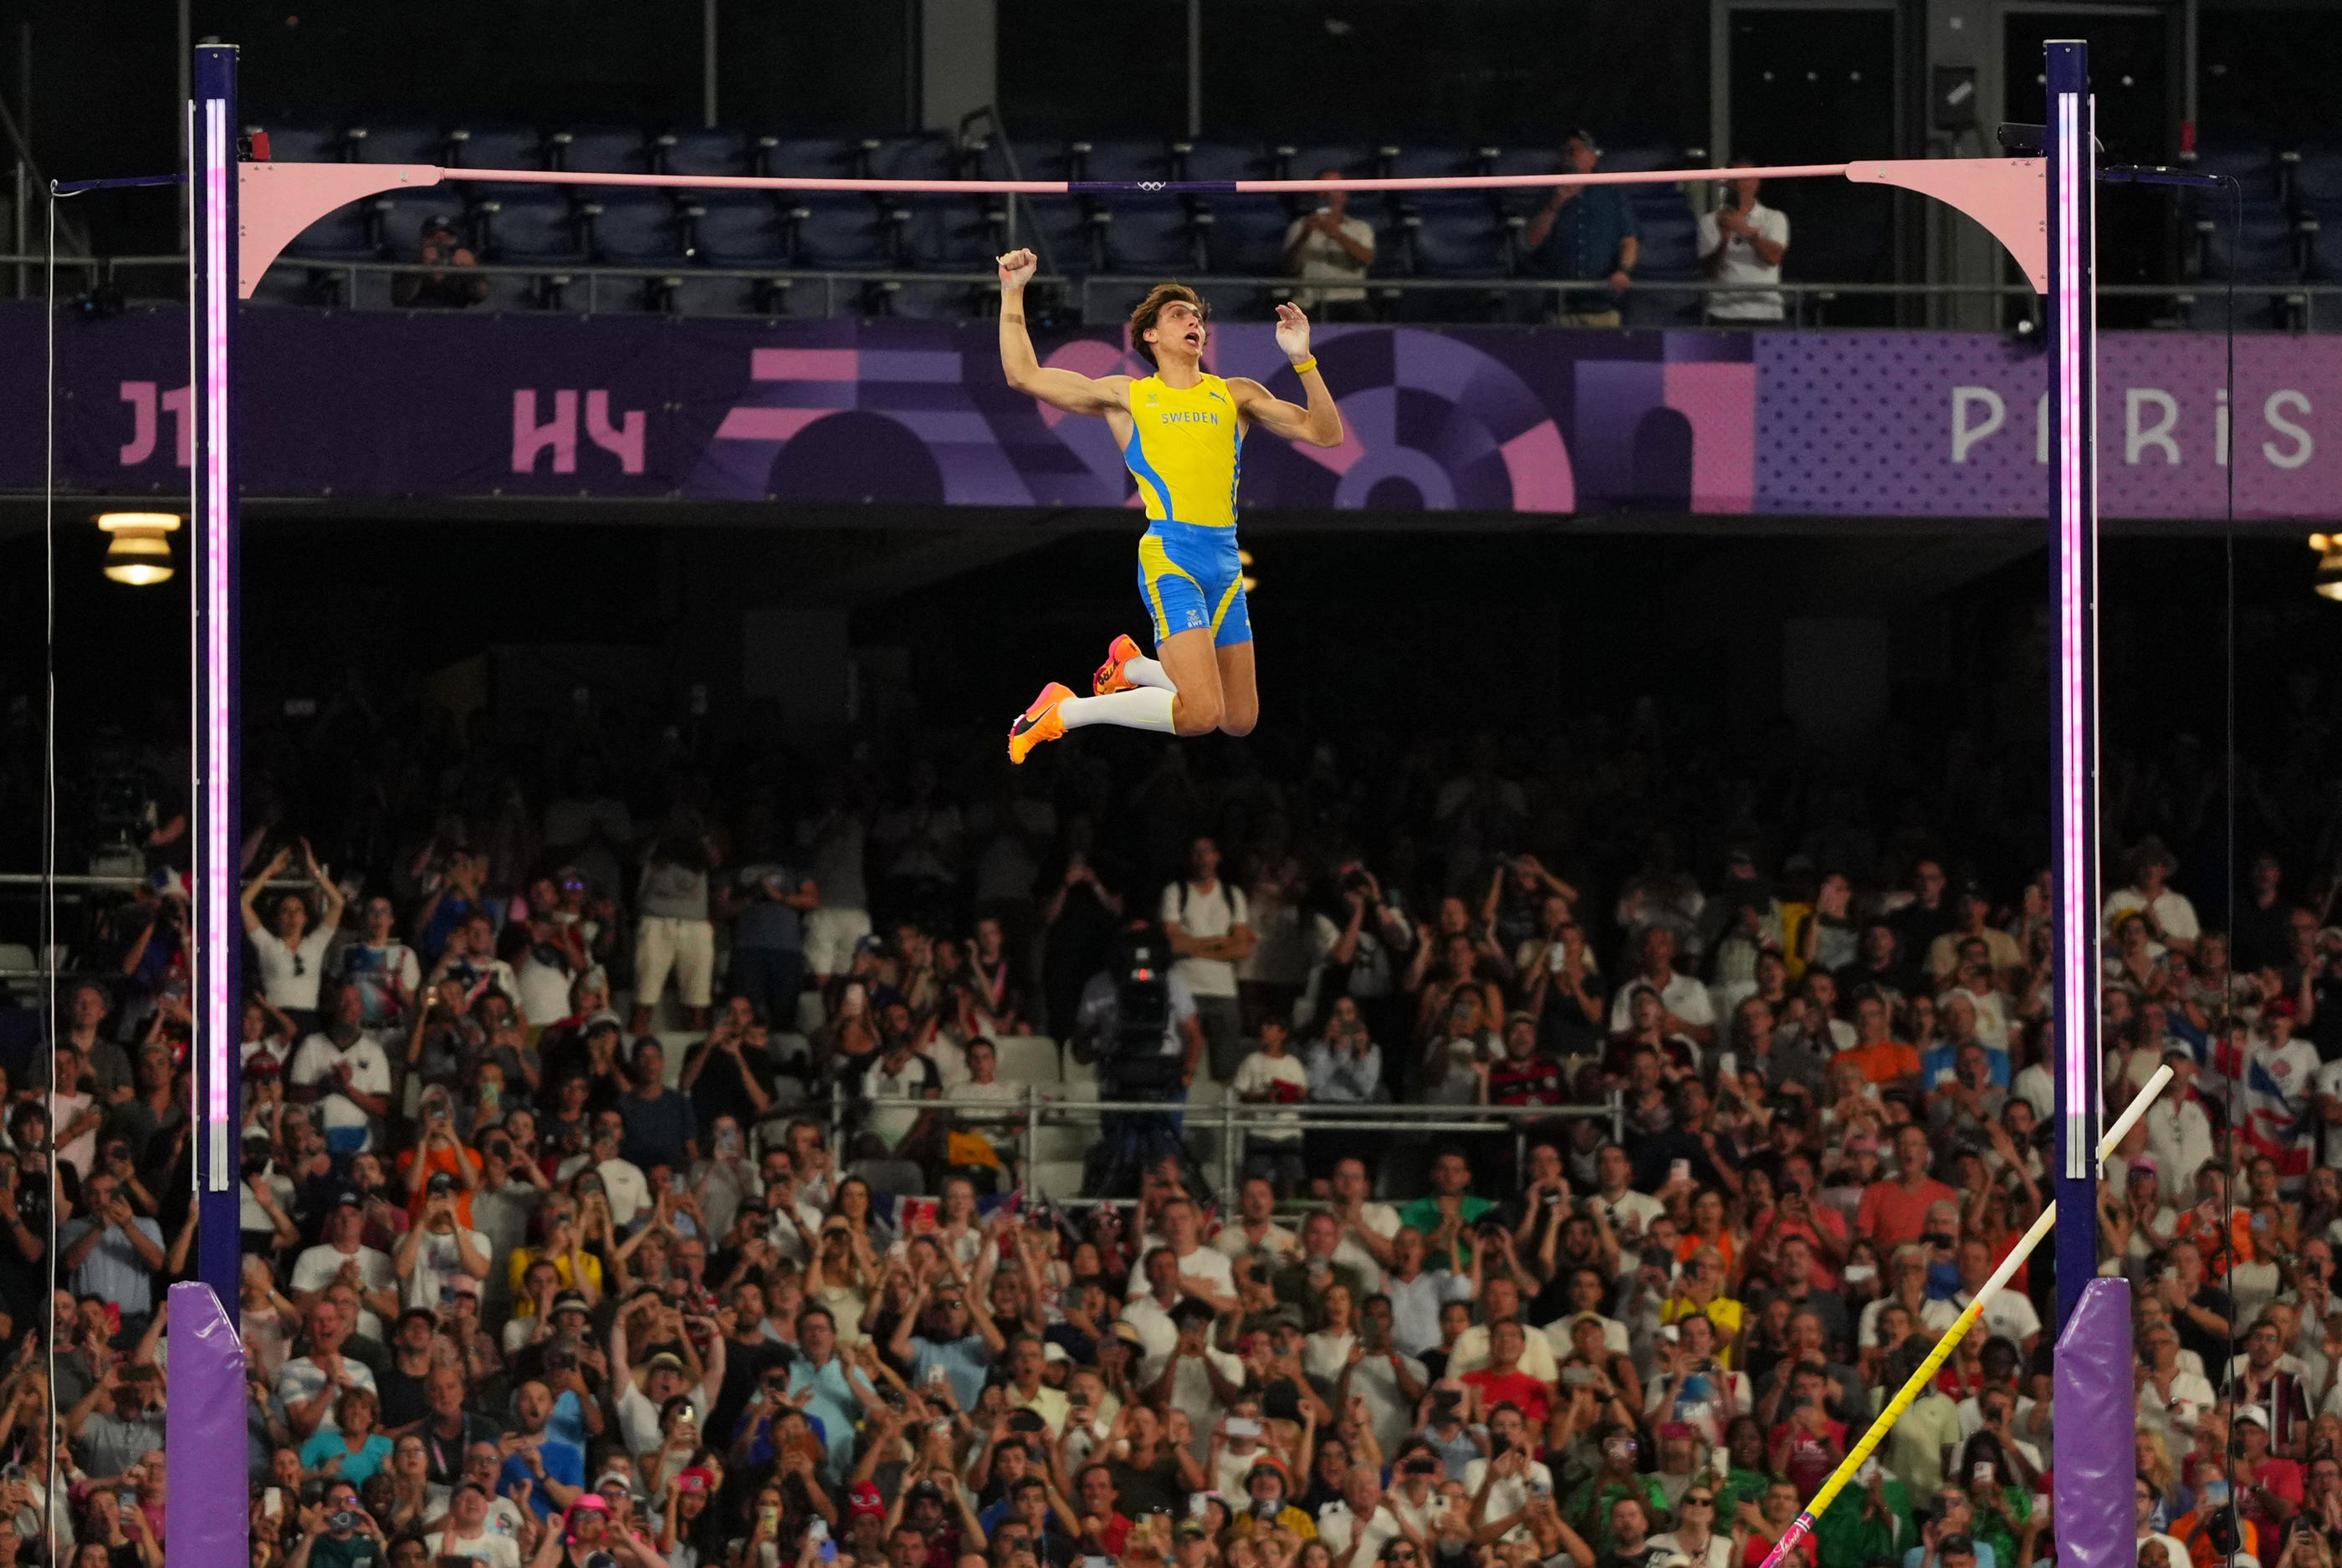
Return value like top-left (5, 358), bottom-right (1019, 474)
top-left (432, 162), bottom-right (1856, 196)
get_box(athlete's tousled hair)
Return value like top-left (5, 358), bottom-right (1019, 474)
top-left (1128, 282), bottom-right (1209, 368)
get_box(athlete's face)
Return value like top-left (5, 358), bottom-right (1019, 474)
top-left (1151, 300), bottom-right (1207, 361)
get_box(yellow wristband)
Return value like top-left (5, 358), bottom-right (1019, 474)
top-left (1289, 355), bottom-right (1319, 377)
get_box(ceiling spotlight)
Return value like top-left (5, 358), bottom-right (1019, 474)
top-left (2313, 534), bottom-right (2342, 601)
top-left (95, 512), bottom-right (181, 585)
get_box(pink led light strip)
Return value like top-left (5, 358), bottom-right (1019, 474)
top-left (202, 98), bottom-right (233, 1191)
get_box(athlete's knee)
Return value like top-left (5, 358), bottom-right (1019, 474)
top-left (1174, 692), bottom-right (1223, 736)
top-left (1218, 706), bottom-right (1258, 738)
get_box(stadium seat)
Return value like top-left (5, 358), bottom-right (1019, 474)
top-left (759, 136), bottom-right (863, 180)
top-left (851, 1158), bottom-right (927, 1197)
top-left (1198, 198), bottom-right (1292, 274)
top-left (969, 137), bottom-right (1073, 183)
top-left (254, 124), bottom-right (341, 163)
top-left (1489, 146), bottom-right (1565, 178)
top-left (2196, 197), bottom-right (2304, 329)
top-left (899, 198), bottom-right (1005, 268)
top-left (2293, 140), bottom-right (2342, 206)
top-left (1598, 134), bottom-right (1685, 175)
top-left (2199, 199), bottom-right (2302, 280)
top-left (686, 194), bottom-right (787, 266)
top-left (446, 126), bottom-right (542, 171)
top-left (1097, 202), bottom-right (1204, 273)
top-left (1029, 1123), bottom-right (1090, 1163)
top-left (374, 189), bottom-right (469, 260)
top-left (2300, 202), bottom-right (2342, 295)
top-left (990, 1036), bottom-right (1062, 1085)
top-left (1174, 140), bottom-right (1260, 185)
top-left (788, 194), bottom-right (898, 269)
top-left (347, 123), bottom-right (442, 165)
top-left (867, 135), bottom-right (956, 183)
top-left (1011, 197), bottom-right (1099, 274)
top-left (586, 191), bottom-right (687, 263)
top-left (1400, 195), bottom-right (1509, 277)
top-left (1385, 144), bottom-right (1475, 181)
top-left (479, 192), bottom-right (586, 264)
top-left (1275, 144), bottom-right (1369, 182)
top-left (282, 198), bottom-right (375, 259)
top-left (1078, 139), bottom-right (1173, 186)
top-left (1028, 1161), bottom-right (1087, 1199)
top-left (1627, 202), bottom-right (1705, 326)
top-left (2188, 140), bottom-right (2279, 201)
top-left (657, 127), bottom-right (749, 177)
top-left (549, 125), bottom-right (648, 175)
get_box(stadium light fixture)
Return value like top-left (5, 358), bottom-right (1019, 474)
top-left (95, 512), bottom-right (182, 585)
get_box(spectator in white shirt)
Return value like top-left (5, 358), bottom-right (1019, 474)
top-left (1230, 1019), bottom-right (1312, 1194)
top-left (2103, 839), bottom-right (2200, 954)
top-left (288, 985), bottom-right (396, 1157)
top-left (1695, 176), bottom-right (1789, 322)
top-left (1282, 171), bottom-right (1378, 319)
top-left (243, 840), bottom-right (345, 1026)
top-left (1607, 927), bottom-right (1716, 1046)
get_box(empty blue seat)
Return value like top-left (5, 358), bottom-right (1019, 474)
top-left (658, 128), bottom-right (749, 177)
top-left (1174, 140), bottom-right (1260, 184)
top-left (348, 124), bottom-right (442, 165)
top-left (2201, 199), bottom-right (2300, 280)
top-left (479, 192), bottom-right (584, 263)
top-left (1010, 197), bottom-right (1097, 274)
top-left (1077, 140), bottom-right (1171, 185)
top-left (2190, 140), bottom-right (2279, 201)
top-left (1598, 135), bottom-right (1684, 175)
top-left (1385, 144), bottom-right (1475, 181)
top-left (256, 125), bottom-right (341, 163)
top-left (759, 136), bottom-right (862, 181)
top-left (1097, 202), bottom-right (1202, 272)
top-left (1277, 145), bottom-right (1369, 181)
top-left (587, 191), bottom-right (686, 263)
top-left (969, 138), bottom-right (1071, 182)
top-left (2304, 200), bottom-right (2342, 283)
top-left (1198, 199), bottom-right (1291, 274)
top-left (375, 189), bottom-right (468, 260)
top-left (1626, 204), bottom-right (1702, 325)
top-left (789, 195), bottom-right (896, 268)
top-left (1489, 146), bottom-right (1564, 178)
top-left (690, 195), bottom-right (790, 266)
top-left (900, 199), bottom-right (1004, 268)
top-left (868, 135), bottom-right (956, 183)
top-left (447, 126), bottom-right (541, 171)
top-left (549, 126), bottom-right (647, 175)
top-left (1401, 196), bottom-right (1508, 277)
top-left (2293, 140), bottom-right (2342, 206)
top-left (283, 198), bottom-right (374, 258)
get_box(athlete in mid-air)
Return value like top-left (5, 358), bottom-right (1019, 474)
top-left (993, 247), bottom-right (1346, 763)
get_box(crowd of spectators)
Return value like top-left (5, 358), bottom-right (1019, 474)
top-left (4, 688), bottom-right (2341, 1568)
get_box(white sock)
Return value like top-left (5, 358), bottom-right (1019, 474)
top-left (1122, 654), bottom-right (1179, 692)
top-left (1058, 687), bottom-right (1176, 734)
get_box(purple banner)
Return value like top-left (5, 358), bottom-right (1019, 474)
top-left (2, 302), bottom-right (2334, 519)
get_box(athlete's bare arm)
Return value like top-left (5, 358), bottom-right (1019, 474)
top-left (1227, 302), bottom-right (1345, 447)
top-left (996, 249), bottom-right (1130, 417)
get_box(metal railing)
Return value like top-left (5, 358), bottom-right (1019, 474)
top-left (8, 253), bottom-right (2339, 331)
top-left (858, 1085), bottom-right (1624, 1206)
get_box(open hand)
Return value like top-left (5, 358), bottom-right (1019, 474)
top-left (1273, 301), bottom-right (1312, 365)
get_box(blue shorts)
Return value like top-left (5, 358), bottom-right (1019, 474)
top-left (1135, 519), bottom-right (1253, 647)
